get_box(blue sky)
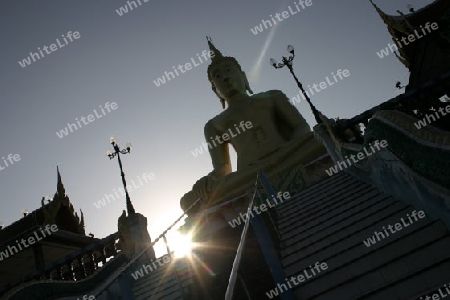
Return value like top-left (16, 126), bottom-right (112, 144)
top-left (0, 0), bottom-right (435, 253)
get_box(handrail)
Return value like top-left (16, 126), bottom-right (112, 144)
top-left (92, 196), bottom-right (204, 298)
top-left (225, 171), bottom-right (296, 300)
top-left (188, 193), bottom-right (248, 218)
top-left (225, 178), bottom-right (259, 300)
top-left (2, 197), bottom-right (204, 299)
top-left (0, 232), bottom-right (119, 295)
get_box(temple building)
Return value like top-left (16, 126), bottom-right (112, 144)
top-left (0, 168), bottom-right (117, 295)
top-left (1, 0), bottom-right (449, 299)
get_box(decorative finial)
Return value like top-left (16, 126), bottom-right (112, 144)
top-left (56, 166), bottom-right (66, 197)
top-left (369, 0), bottom-right (388, 19)
top-left (80, 209), bottom-right (84, 227)
top-left (206, 36), bottom-right (223, 62)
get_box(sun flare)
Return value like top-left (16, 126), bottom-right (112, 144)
top-left (170, 231), bottom-right (194, 258)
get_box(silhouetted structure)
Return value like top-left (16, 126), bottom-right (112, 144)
top-left (1, 1), bottom-right (449, 299)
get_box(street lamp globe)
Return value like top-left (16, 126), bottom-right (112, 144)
top-left (287, 45), bottom-right (294, 54)
top-left (270, 58), bottom-right (277, 67)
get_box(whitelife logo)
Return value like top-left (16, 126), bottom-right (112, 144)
top-left (153, 50), bottom-right (215, 87)
top-left (363, 210), bottom-right (426, 247)
top-left (0, 225), bottom-right (58, 261)
top-left (93, 172), bottom-right (155, 209)
top-left (265, 262), bottom-right (328, 298)
top-left (288, 69), bottom-right (350, 107)
top-left (0, 153), bottom-right (21, 172)
top-left (420, 282), bottom-right (450, 300)
top-left (228, 191), bottom-right (290, 228)
top-left (190, 121), bottom-right (253, 158)
top-left (56, 102), bottom-right (118, 139)
top-left (325, 140), bottom-right (388, 176)
top-left (18, 31), bottom-right (81, 68)
top-left (250, 0), bottom-right (313, 35)
top-left (115, 0), bottom-right (149, 16)
top-left (376, 22), bottom-right (438, 59)
top-left (130, 254), bottom-right (171, 280)
top-left (414, 104), bottom-right (450, 129)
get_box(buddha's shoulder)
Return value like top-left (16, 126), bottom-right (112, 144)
top-left (251, 90), bottom-right (288, 100)
top-left (204, 111), bottom-right (228, 129)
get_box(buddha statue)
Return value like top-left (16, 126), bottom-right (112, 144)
top-left (180, 38), bottom-right (327, 212)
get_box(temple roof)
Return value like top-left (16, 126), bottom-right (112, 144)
top-left (370, 0), bottom-right (450, 68)
top-left (0, 167), bottom-right (85, 243)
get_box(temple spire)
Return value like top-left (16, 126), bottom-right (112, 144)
top-left (369, 0), bottom-right (411, 35)
top-left (56, 166), bottom-right (66, 197)
top-left (80, 209), bottom-right (85, 230)
top-left (369, 0), bottom-right (390, 24)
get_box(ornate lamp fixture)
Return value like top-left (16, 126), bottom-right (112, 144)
top-left (270, 45), bottom-right (322, 124)
top-left (106, 137), bottom-right (135, 215)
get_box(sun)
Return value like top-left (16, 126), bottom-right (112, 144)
top-left (170, 231), bottom-right (194, 258)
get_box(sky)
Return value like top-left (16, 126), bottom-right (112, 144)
top-left (0, 0), bottom-right (435, 255)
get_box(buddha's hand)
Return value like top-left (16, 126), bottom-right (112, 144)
top-left (192, 170), bottom-right (220, 198)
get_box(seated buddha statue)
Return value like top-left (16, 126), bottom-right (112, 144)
top-left (180, 38), bottom-right (326, 212)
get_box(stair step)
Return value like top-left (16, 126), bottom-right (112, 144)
top-left (277, 173), bottom-right (361, 219)
top-left (288, 221), bottom-right (449, 299)
top-left (281, 200), bottom-right (410, 264)
top-left (279, 188), bottom-right (389, 240)
top-left (131, 258), bottom-right (192, 300)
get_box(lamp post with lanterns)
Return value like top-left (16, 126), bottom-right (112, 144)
top-left (106, 137), bottom-right (135, 215)
top-left (270, 45), bottom-right (322, 124)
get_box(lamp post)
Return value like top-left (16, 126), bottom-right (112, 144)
top-left (106, 137), bottom-right (135, 215)
top-left (270, 45), bottom-right (322, 124)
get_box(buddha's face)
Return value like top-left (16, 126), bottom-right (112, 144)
top-left (209, 60), bottom-right (247, 100)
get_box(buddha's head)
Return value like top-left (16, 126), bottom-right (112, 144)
top-left (206, 37), bottom-right (253, 109)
